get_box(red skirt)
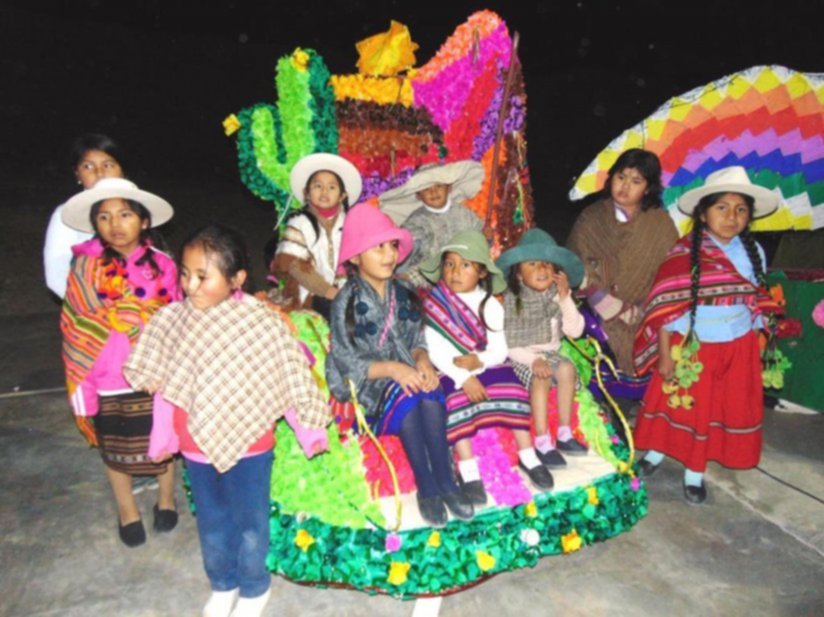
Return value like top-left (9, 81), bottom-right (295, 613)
top-left (634, 330), bottom-right (763, 471)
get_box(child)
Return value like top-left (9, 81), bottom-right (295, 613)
top-left (633, 166), bottom-right (783, 505)
top-left (270, 152), bottom-right (362, 317)
top-left (124, 224), bottom-right (330, 617)
top-left (59, 177), bottom-right (177, 548)
top-left (379, 160), bottom-right (485, 289)
top-left (326, 204), bottom-right (474, 527)
top-left (567, 149), bottom-right (678, 377)
top-left (44, 133), bottom-right (127, 298)
top-left (497, 228), bottom-right (589, 469)
top-left (420, 230), bottom-right (554, 505)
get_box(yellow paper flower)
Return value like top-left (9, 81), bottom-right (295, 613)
top-left (294, 529), bottom-right (315, 552)
top-left (355, 20), bottom-right (418, 76)
top-left (562, 530), bottom-right (582, 554)
top-left (291, 48), bottom-right (310, 71)
top-left (222, 114), bottom-right (241, 136)
top-left (586, 486), bottom-right (600, 506)
top-left (524, 501), bottom-right (538, 518)
top-left (476, 550), bottom-right (496, 572)
top-left (426, 531), bottom-right (441, 549)
top-left (387, 561), bottom-right (411, 586)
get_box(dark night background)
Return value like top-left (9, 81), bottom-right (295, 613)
top-left (2, 0), bottom-right (822, 313)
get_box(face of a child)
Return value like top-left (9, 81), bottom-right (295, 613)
top-left (180, 244), bottom-right (247, 310)
top-left (518, 260), bottom-right (556, 293)
top-left (76, 149), bottom-right (124, 189)
top-left (94, 198), bottom-right (147, 257)
top-left (415, 183), bottom-right (451, 210)
top-left (609, 167), bottom-right (648, 211)
top-left (442, 252), bottom-right (485, 294)
top-left (305, 170), bottom-right (345, 213)
top-left (701, 192), bottom-right (751, 245)
top-left (352, 240), bottom-right (399, 289)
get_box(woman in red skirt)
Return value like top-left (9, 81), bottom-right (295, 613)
top-left (632, 167), bottom-right (783, 504)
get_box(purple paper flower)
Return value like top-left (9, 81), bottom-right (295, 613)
top-left (385, 533), bottom-right (402, 552)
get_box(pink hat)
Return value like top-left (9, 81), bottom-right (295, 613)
top-left (337, 203), bottom-right (414, 275)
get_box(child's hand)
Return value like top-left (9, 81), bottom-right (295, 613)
top-left (453, 353), bottom-right (483, 371)
top-left (658, 353), bottom-right (675, 381)
top-left (151, 452), bottom-right (173, 464)
top-left (554, 271), bottom-right (571, 299)
top-left (462, 376), bottom-right (489, 403)
top-left (532, 358), bottom-right (553, 380)
top-left (393, 362), bottom-right (425, 395)
top-left (415, 356), bottom-right (440, 392)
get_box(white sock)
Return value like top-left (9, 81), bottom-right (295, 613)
top-left (644, 450), bottom-right (665, 466)
top-left (458, 458), bottom-right (481, 483)
top-left (534, 433), bottom-right (554, 453)
top-left (518, 448), bottom-right (542, 470)
top-left (684, 469), bottom-right (704, 487)
top-left (557, 425), bottom-right (573, 442)
top-left (203, 588), bottom-right (238, 617)
top-left (231, 587), bottom-right (271, 617)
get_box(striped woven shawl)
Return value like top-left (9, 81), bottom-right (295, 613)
top-left (423, 281), bottom-right (487, 355)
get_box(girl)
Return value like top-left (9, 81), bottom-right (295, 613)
top-left (326, 204), bottom-right (474, 528)
top-left (420, 230), bottom-right (554, 505)
top-left (59, 177), bottom-right (177, 548)
top-left (271, 152), bottom-right (362, 317)
top-left (497, 229), bottom-right (589, 470)
top-left (45, 133), bottom-right (127, 298)
top-left (567, 149), bottom-right (678, 377)
top-left (633, 166), bottom-right (783, 505)
top-left (124, 224), bottom-right (330, 617)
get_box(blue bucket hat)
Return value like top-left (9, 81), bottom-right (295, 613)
top-left (495, 228), bottom-right (584, 288)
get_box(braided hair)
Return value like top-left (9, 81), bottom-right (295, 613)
top-left (688, 191), bottom-right (759, 333)
top-left (90, 199), bottom-right (164, 279)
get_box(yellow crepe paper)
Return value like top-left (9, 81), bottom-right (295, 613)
top-left (476, 550), bottom-right (496, 572)
top-left (427, 531), bottom-right (441, 549)
top-left (294, 529), bottom-right (315, 552)
top-left (586, 486), bottom-right (599, 506)
top-left (222, 114), bottom-right (241, 136)
top-left (355, 20), bottom-right (418, 77)
top-left (561, 530), bottom-right (583, 554)
top-left (524, 501), bottom-right (538, 518)
top-left (291, 48), bottom-right (310, 71)
top-left (387, 561), bottom-right (411, 586)
top-left (330, 74), bottom-right (414, 106)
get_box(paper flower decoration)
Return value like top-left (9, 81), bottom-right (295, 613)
top-left (663, 335), bottom-right (703, 409)
top-left (524, 501), bottom-right (538, 518)
top-left (476, 550), bottom-right (496, 572)
top-left (561, 530), bottom-right (583, 554)
top-left (355, 20), bottom-right (418, 76)
top-left (385, 533), bottom-right (402, 553)
top-left (586, 486), bottom-right (599, 506)
top-left (814, 300), bottom-right (824, 328)
top-left (387, 561), bottom-right (411, 586)
top-left (519, 529), bottom-right (540, 547)
top-left (426, 531), bottom-right (441, 549)
top-left (294, 529), bottom-right (315, 552)
top-left (222, 114), bottom-right (241, 136)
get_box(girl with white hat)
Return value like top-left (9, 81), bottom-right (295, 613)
top-left (632, 166), bottom-right (783, 504)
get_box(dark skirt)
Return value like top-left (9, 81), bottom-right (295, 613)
top-left (94, 390), bottom-right (168, 475)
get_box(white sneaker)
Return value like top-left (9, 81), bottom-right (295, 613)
top-left (203, 588), bottom-right (239, 617)
top-left (230, 587), bottom-right (271, 617)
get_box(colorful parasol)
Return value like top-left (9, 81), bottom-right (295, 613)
top-left (569, 65), bottom-right (824, 235)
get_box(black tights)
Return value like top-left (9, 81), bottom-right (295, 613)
top-left (398, 397), bottom-right (458, 499)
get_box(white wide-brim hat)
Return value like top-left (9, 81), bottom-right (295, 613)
top-left (61, 177), bottom-right (174, 233)
top-left (289, 153), bottom-right (363, 205)
top-left (677, 166), bottom-right (780, 219)
top-left (379, 160), bottom-right (485, 225)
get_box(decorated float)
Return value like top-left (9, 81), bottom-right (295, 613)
top-left (219, 11), bottom-right (648, 600)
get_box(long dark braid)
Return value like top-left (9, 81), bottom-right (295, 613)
top-left (739, 228), bottom-right (766, 288)
top-left (688, 210), bottom-right (704, 335)
top-left (506, 268), bottom-right (524, 315)
top-left (91, 199), bottom-right (162, 279)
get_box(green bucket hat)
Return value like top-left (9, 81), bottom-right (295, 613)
top-left (495, 228), bottom-right (584, 288)
top-left (420, 230), bottom-right (506, 294)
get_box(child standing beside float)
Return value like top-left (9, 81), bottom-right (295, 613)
top-left (633, 167), bottom-right (783, 504)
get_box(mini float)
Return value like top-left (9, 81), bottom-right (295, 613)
top-left (210, 10), bottom-right (648, 605)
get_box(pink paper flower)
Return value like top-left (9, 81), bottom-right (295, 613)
top-left (385, 533), bottom-right (402, 553)
top-left (813, 300), bottom-right (824, 329)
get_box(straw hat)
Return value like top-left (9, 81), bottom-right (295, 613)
top-left (420, 230), bottom-right (505, 293)
top-left (495, 228), bottom-right (584, 288)
top-left (677, 166), bottom-right (779, 218)
top-left (336, 203), bottom-right (413, 275)
top-left (61, 178), bottom-right (173, 233)
top-left (289, 153), bottom-right (363, 205)
top-left (379, 160), bottom-right (484, 224)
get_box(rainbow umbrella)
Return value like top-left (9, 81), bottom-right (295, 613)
top-left (569, 65), bottom-right (824, 235)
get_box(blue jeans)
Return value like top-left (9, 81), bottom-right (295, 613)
top-left (186, 451), bottom-right (273, 598)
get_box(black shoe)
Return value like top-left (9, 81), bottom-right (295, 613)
top-left (153, 504), bottom-right (179, 532)
top-left (683, 481), bottom-right (707, 505)
top-left (417, 494), bottom-right (447, 528)
top-left (557, 438), bottom-right (588, 456)
top-left (536, 448), bottom-right (567, 469)
top-left (637, 457), bottom-right (662, 478)
top-left (442, 491), bottom-right (474, 520)
top-left (459, 479), bottom-right (488, 505)
top-left (519, 463), bottom-right (554, 490)
top-left (119, 520), bottom-right (146, 547)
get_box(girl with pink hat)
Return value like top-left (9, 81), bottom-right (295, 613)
top-left (326, 204), bottom-right (475, 527)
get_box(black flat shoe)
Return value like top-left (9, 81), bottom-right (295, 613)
top-left (459, 479), bottom-right (488, 506)
top-left (557, 438), bottom-right (588, 456)
top-left (442, 491), bottom-right (474, 520)
top-left (417, 494), bottom-right (447, 528)
top-left (683, 481), bottom-right (707, 505)
top-left (119, 520), bottom-right (146, 547)
top-left (637, 458), bottom-right (662, 478)
top-left (519, 463), bottom-right (554, 490)
top-left (153, 504), bottom-right (179, 532)
top-left (536, 448), bottom-right (567, 469)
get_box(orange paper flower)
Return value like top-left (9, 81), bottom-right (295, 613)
top-left (355, 20), bottom-right (418, 76)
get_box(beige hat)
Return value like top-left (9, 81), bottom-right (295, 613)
top-left (61, 178), bottom-right (173, 233)
top-left (677, 166), bottom-right (780, 219)
top-left (289, 153), bottom-right (363, 205)
top-left (379, 160), bottom-right (484, 224)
